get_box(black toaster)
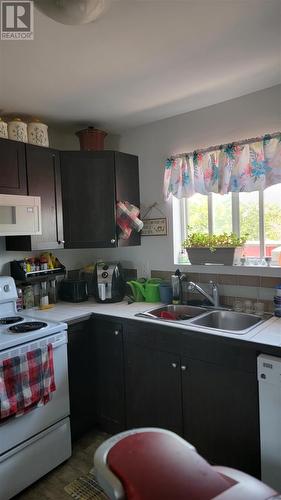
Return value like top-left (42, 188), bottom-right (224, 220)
top-left (59, 279), bottom-right (88, 302)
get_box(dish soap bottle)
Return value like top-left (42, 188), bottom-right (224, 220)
top-left (171, 269), bottom-right (186, 304)
top-left (178, 248), bottom-right (188, 264)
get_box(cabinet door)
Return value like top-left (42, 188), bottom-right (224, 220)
top-left (0, 138), bottom-right (27, 194)
top-left (67, 319), bottom-right (95, 441)
top-left (93, 318), bottom-right (125, 433)
top-left (125, 342), bottom-right (183, 434)
top-left (26, 145), bottom-right (64, 249)
top-left (6, 145), bottom-right (64, 250)
top-left (182, 358), bottom-right (260, 478)
top-left (61, 151), bottom-right (116, 248)
top-left (115, 152), bottom-right (140, 247)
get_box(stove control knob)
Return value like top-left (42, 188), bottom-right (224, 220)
top-left (3, 284), bottom-right (10, 292)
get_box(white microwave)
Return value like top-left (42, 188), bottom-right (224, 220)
top-left (0, 194), bottom-right (42, 236)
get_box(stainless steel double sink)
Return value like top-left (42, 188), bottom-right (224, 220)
top-left (136, 304), bottom-right (270, 334)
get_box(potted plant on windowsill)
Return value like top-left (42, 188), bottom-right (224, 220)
top-left (182, 230), bottom-right (248, 265)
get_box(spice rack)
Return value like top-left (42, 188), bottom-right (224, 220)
top-left (10, 260), bottom-right (66, 284)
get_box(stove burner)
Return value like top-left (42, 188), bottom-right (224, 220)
top-left (0, 316), bottom-right (24, 325)
top-left (9, 321), bottom-right (48, 333)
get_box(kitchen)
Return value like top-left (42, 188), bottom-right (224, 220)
top-left (0, 1), bottom-right (281, 499)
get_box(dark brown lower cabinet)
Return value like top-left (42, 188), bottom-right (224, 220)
top-left (123, 321), bottom-right (260, 478)
top-left (67, 319), bottom-right (96, 441)
top-left (93, 317), bottom-right (125, 433)
top-left (125, 342), bottom-right (183, 434)
top-left (182, 358), bottom-right (260, 477)
top-left (70, 315), bottom-right (261, 478)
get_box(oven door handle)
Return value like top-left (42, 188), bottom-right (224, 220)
top-left (50, 338), bottom-right (67, 350)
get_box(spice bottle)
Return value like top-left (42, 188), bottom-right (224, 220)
top-left (25, 258), bottom-right (31, 273)
top-left (40, 255), bottom-right (48, 270)
top-left (29, 257), bottom-right (36, 272)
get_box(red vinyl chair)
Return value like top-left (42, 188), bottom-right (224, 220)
top-left (94, 428), bottom-right (280, 500)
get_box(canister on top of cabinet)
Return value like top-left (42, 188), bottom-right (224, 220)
top-left (8, 118), bottom-right (28, 142)
top-left (0, 117), bottom-right (8, 139)
top-left (27, 118), bottom-right (49, 147)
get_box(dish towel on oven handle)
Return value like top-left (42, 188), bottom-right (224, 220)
top-left (116, 201), bottom-right (143, 240)
top-left (0, 343), bottom-right (56, 421)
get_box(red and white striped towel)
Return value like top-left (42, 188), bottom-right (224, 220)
top-left (116, 201), bottom-right (143, 240)
top-left (0, 344), bottom-right (56, 421)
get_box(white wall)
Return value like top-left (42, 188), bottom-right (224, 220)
top-left (80, 85), bottom-right (281, 275)
top-left (0, 85), bottom-right (280, 276)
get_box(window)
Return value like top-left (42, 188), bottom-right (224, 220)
top-left (176, 184), bottom-right (281, 262)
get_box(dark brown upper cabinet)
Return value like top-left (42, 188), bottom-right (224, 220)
top-left (60, 150), bottom-right (140, 248)
top-left (0, 138), bottom-right (27, 195)
top-left (6, 144), bottom-right (64, 251)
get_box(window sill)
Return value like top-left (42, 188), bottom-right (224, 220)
top-left (175, 263), bottom-right (281, 277)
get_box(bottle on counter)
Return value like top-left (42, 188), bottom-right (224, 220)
top-left (16, 287), bottom-right (23, 311)
top-left (40, 281), bottom-right (49, 307)
top-left (23, 285), bottom-right (34, 309)
top-left (49, 279), bottom-right (57, 304)
top-left (33, 283), bottom-right (41, 307)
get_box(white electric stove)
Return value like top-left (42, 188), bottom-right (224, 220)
top-left (0, 277), bottom-right (72, 500)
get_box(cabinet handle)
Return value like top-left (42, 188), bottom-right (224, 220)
top-left (171, 362), bottom-right (178, 368)
top-left (111, 239), bottom-right (116, 244)
top-left (181, 365), bottom-right (187, 371)
top-left (114, 330), bottom-right (119, 336)
top-left (58, 240), bottom-right (65, 244)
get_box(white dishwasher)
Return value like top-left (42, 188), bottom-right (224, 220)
top-left (257, 354), bottom-right (281, 492)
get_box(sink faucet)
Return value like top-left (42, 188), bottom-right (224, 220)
top-left (186, 280), bottom-right (220, 307)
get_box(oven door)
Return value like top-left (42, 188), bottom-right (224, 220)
top-left (0, 331), bottom-right (70, 455)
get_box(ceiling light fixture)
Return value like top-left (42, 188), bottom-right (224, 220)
top-left (35, 0), bottom-right (112, 25)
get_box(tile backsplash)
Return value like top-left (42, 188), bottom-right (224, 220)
top-left (151, 270), bottom-right (280, 312)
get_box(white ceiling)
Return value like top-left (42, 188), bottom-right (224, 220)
top-left (0, 0), bottom-right (280, 133)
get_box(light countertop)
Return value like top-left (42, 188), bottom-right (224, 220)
top-left (25, 298), bottom-right (281, 349)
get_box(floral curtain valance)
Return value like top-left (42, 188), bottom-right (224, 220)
top-left (163, 132), bottom-right (281, 200)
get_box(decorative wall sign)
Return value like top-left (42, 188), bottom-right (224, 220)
top-left (142, 217), bottom-right (167, 236)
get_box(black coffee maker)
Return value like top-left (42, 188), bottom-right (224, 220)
top-left (93, 262), bottom-right (125, 303)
